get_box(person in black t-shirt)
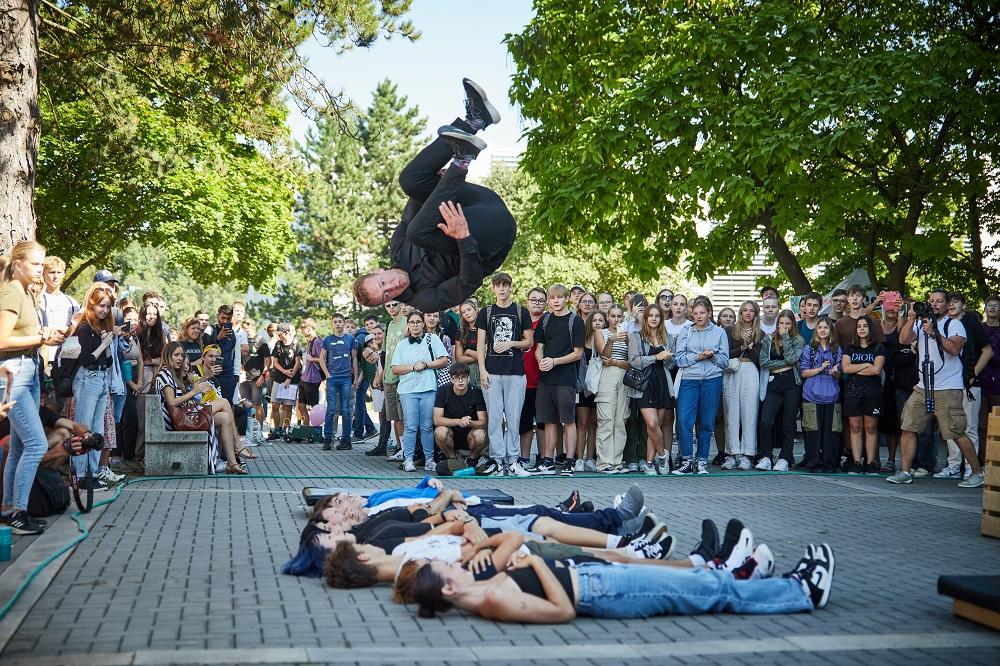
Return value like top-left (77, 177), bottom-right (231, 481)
top-left (532, 284), bottom-right (586, 475)
top-left (840, 315), bottom-right (886, 474)
top-left (475, 272), bottom-right (533, 471)
top-left (434, 362), bottom-right (487, 461)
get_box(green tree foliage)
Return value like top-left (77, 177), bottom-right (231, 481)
top-left (29, 1), bottom-right (418, 287)
top-left (67, 243), bottom-right (247, 330)
top-left (257, 80), bottom-right (426, 324)
top-left (507, 0), bottom-right (1000, 298)
top-left (480, 166), bottom-right (699, 303)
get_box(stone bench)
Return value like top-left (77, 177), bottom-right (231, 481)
top-left (143, 398), bottom-right (210, 476)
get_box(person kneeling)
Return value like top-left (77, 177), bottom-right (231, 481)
top-left (433, 363), bottom-right (487, 471)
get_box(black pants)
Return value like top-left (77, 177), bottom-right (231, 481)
top-left (398, 124), bottom-right (515, 259)
top-left (623, 399), bottom-right (646, 464)
top-left (758, 372), bottom-right (801, 463)
top-left (802, 402), bottom-right (838, 469)
top-left (116, 391), bottom-right (139, 461)
top-left (219, 375), bottom-right (239, 407)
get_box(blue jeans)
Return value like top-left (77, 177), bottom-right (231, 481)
top-left (352, 378), bottom-right (375, 436)
top-left (574, 563), bottom-right (813, 618)
top-left (467, 503), bottom-right (624, 535)
top-left (400, 390), bottom-right (435, 462)
top-left (72, 368), bottom-right (110, 477)
top-left (677, 376), bottom-right (723, 461)
top-left (1, 356), bottom-right (47, 511)
top-left (325, 376), bottom-right (353, 443)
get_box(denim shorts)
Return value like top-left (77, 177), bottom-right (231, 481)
top-left (479, 514), bottom-right (539, 536)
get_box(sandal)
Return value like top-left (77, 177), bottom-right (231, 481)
top-left (226, 462), bottom-right (249, 475)
top-left (236, 446), bottom-right (258, 460)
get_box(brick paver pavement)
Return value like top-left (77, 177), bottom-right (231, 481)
top-left (2, 438), bottom-right (999, 665)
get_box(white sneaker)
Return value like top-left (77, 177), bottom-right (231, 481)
top-left (583, 458), bottom-right (598, 473)
top-left (934, 464), bottom-right (961, 478)
top-left (721, 456), bottom-right (736, 470)
top-left (214, 460), bottom-right (228, 473)
top-left (507, 460), bottom-right (531, 477)
top-left (912, 467), bottom-right (930, 478)
top-left (773, 459), bottom-right (789, 472)
top-left (637, 460), bottom-right (648, 474)
top-left (696, 460), bottom-right (709, 475)
top-left (755, 457), bottom-right (772, 471)
top-left (738, 455), bottom-right (752, 471)
top-left (388, 449), bottom-right (404, 462)
top-left (425, 461), bottom-right (437, 473)
top-left (403, 459), bottom-right (416, 472)
top-left (644, 464), bottom-right (657, 476)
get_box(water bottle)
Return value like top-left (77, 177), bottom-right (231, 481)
top-left (0, 526), bottom-right (12, 562)
top-left (453, 466), bottom-right (475, 477)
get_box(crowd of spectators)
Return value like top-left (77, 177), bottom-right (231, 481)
top-left (0, 239), bottom-right (995, 538)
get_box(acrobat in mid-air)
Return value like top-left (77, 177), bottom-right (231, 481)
top-left (353, 79), bottom-right (516, 312)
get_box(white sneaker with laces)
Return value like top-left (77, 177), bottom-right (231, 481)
top-left (721, 456), bottom-right (736, 470)
top-left (583, 458), bottom-right (598, 473)
top-left (773, 459), bottom-right (789, 472)
top-left (696, 460), bottom-right (709, 475)
top-left (425, 461), bottom-right (437, 473)
top-left (507, 460), bottom-right (531, 477)
top-left (934, 464), bottom-right (961, 478)
top-left (388, 449), bottom-right (404, 462)
top-left (755, 457), bottom-right (772, 471)
top-left (738, 455), bottom-right (752, 471)
top-left (573, 458), bottom-right (585, 472)
top-left (403, 459), bottom-right (416, 472)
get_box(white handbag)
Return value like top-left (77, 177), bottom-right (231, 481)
top-left (57, 336), bottom-right (81, 360)
top-left (584, 357), bottom-right (603, 396)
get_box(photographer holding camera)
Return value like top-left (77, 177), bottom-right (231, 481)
top-left (887, 289), bottom-right (983, 487)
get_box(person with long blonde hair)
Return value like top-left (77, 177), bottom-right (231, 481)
top-left (594, 304), bottom-right (630, 472)
top-left (0, 241), bottom-right (67, 534)
top-left (756, 310), bottom-right (805, 471)
top-left (722, 301), bottom-right (761, 470)
top-left (627, 304), bottom-right (675, 475)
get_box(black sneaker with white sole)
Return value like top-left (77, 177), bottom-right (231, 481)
top-left (437, 125), bottom-right (486, 161)
top-left (713, 518), bottom-right (745, 564)
top-left (786, 543), bottom-right (835, 609)
top-left (462, 78), bottom-right (501, 130)
top-left (559, 459), bottom-right (575, 477)
top-left (689, 518), bottom-right (720, 566)
top-left (8, 510), bottom-right (45, 535)
top-left (527, 458), bottom-right (557, 475)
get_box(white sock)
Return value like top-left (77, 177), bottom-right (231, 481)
top-left (607, 534), bottom-right (620, 549)
top-left (689, 554), bottom-right (706, 568)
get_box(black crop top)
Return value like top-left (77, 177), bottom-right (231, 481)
top-left (507, 561), bottom-right (575, 603)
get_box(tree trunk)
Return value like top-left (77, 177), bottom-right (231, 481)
top-left (965, 136), bottom-right (989, 298)
top-left (0, 0), bottom-right (39, 254)
top-left (760, 211), bottom-right (812, 294)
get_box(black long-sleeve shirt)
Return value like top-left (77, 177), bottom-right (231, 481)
top-left (76, 323), bottom-right (112, 369)
top-left (391, 199), bottom-right (515, 312)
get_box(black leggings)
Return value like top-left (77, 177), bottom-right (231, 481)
top-left (398, 124), bottom-right (515, 259)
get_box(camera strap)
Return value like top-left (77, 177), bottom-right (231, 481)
top-left (70, 458), bottom-right (95, 514)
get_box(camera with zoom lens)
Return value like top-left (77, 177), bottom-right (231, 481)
top-left (912, 301), bottom-right (931, 318)
top-left (63, 432), bottom-right (104, 456)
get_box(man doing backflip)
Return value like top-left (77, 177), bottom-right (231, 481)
top-left (353, 79), bottom-right (515, 312)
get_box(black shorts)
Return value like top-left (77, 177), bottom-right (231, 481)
top-left (519, 387), bottom-right (537, 434)
top-left (452, 426), bottom-right (471, 451)
top-left (535, 383), bottom-right (577, 425)
top-left (843, 395), bottom-right (882, 418)
top-left (298, 381), bottom-right (320, 407)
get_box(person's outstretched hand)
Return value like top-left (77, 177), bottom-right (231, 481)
top-left (438, 201), bottom-right (471, 239)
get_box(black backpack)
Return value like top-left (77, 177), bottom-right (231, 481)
top-left (50, 350), bottom-right (80, 398)
top-left (28, 467), bottom-right (71, 517)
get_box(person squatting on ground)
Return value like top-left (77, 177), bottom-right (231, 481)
top-left (353, 79), bottom-right (515, 312)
